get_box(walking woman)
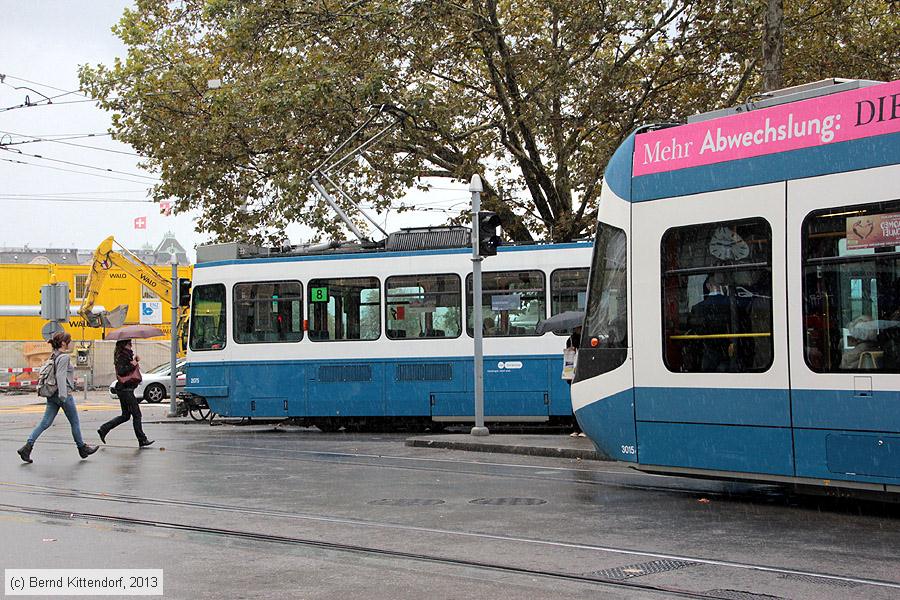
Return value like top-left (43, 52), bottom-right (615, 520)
top-left (17, 332), bottom-right (99, 463)
top-left (98, 339), bottom-right (154, 447)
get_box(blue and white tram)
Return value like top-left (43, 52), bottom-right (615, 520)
top-left (185, 234), bottom-right (591, 429)
top-left (573, 78), bottom-right (900, 494)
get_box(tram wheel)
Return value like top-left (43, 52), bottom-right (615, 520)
top-left (190, 406), bottom-right (210, 421)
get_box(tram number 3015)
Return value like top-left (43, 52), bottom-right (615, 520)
top-left (621, 445), bottom-right (636, 455)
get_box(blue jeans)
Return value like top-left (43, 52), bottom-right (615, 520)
top-left (28, 395), bottom-right (85, 447)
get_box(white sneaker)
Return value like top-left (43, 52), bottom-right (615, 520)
top-left (569, 432), bottom-right (579, 437)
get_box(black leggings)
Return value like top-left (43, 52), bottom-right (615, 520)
top-left (100, 387), bottom-right (147, 443)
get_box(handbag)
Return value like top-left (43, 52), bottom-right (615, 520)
top-left (117, 364), bottom-right (143, 386)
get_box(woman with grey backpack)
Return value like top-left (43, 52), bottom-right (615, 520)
top-left (16, 332), bottom-right (99, 463)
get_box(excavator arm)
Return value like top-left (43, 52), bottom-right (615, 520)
top-left (78, 236), bottom-right (190, 354)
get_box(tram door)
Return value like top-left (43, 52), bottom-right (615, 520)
top-left (787, 164), bottom-right (900, 481)
top-left (631, 182), bottom-right (794, 476)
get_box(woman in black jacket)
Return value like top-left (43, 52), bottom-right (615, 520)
top-left (98, 339), bottom-right (154, 447)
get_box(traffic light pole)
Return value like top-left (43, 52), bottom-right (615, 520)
top-left (470, 174), bottom-right (489, 437)
top-left (169, 255), bottom-right (178, 418)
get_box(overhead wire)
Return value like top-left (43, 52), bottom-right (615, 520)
top-left (1, 135), bottom-right (141, 156)
top-left (0, 147), bottom-right (159, 181)
top-left (0, 157), bottom-right (159, 185)
top-left (0, 74), bottom-right (93, 100)
top-left (0, 98), bottom-right (98, 113)
top-left (0, 195), bottom-right (154, 204)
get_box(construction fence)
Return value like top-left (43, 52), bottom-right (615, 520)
top-left (0, 340), bottom-right (173, 393)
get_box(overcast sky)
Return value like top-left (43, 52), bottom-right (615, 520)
top-left (0, 1), bottom-right (468, 262)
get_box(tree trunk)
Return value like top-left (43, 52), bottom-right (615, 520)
top-left (762, 0), bottom-right (784, 92)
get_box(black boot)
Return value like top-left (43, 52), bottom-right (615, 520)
top-left (17, 442), bottom-right (33, 464)
top-left (138, 439), bottom-right (155, 448)
top-left (97, 428), bottom-right (107, 444)
top-left (78, 444), bottom-right (98, 459)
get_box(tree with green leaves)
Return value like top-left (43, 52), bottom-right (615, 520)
top-left (80, 0), bottom-right (899, 244)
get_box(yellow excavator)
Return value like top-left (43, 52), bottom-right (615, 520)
top-left (78, 236), bottom-right (190, 354)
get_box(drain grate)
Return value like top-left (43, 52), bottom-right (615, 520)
top-left (704, 590), bottom-right (787, 600)
top-left (367, 498), bottom-right (445, 506)
top-left (778, 573), bottom-right (860, 588)
top-left (468, 497), bottom-right (547, 506)
top-left (585, 559), bottom-right (698, 580)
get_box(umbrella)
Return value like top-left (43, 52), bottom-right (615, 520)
top-left (535, 310), bottom-right (585, 335)
top-left (106, 324), bottom-right (165, 340)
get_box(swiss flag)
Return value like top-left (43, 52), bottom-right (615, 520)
top-left (159, 201), bottom-right (172, 216)
top-left (134, 216), bottom-right (147, 230)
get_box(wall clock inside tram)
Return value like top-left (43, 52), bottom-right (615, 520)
top-left (708, 227), bottom-right (750, 261)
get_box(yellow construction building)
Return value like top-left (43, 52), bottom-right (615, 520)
top-left (0, 262), bottom-right (193, 341)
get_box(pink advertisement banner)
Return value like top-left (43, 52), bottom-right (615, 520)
top-left (633, 80), bottom-right (900, 177)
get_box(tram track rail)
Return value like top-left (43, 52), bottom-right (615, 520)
top-left (0, 499), bottom-right (888, 600)
top-left (2, 481), bottom-right (898, 596)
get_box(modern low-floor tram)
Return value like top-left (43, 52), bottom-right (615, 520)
top-left (573, 78), bottom-right (900, 495)
top-left (185, 236), bottom-right (591, 430)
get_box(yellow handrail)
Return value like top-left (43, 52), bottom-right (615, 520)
top-left (669, 333), bottom-right (771, 340)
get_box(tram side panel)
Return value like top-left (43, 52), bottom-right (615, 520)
top-left (787, 163), bottom-right (900, 486)
top-left (630, 182), bottom-right (794, 476)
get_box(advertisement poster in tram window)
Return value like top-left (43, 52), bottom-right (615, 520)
top-left (846, 213), bottom-right (900, 250)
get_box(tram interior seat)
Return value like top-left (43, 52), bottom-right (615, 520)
top-left (387, 329), bottom-right (407, 338)
top-left (422, 329), bottom-right (445, 338)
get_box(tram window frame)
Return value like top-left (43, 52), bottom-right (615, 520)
top-left (660, 217), bottom-right (774, 374)
top-left (802, 199), bottom-right (900, 373)
top-left (233, 280), bottom-right (304, 344)
top-left (550, 268), bottom-right (589, 336)
top-left (189, 283), bottom-right (227, 352)
top-left (385, 273), bottom-right (462, 340)
top-left (307, 276), bottom-right (381, 342)
top-left (465, 270), bottom-right (546, 338)
top-left (575, 223), bottom-right (627, 382)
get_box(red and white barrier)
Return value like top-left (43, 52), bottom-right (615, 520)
top-left (0, 380), bottom-right (39, 388)
top-left (4, 368), bottom-right (36, 374)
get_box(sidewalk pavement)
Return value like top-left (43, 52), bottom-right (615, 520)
top-left (405, 433), bottom-right (609, 461)
top-left (1, 390), bottom-right (610, 461)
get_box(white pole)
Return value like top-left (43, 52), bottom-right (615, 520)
top-left (470, 174), bottom-right (489, 437)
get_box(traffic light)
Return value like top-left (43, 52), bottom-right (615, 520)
top-left (40, 282), bottom-right (70, 321)
top-left (178, 278), bottom-right (192, 307)
top-left (477, 211), bottom-right (501, 257)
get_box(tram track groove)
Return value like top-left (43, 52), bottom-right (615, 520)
top-left (2, 481), bottom-right (897, 593)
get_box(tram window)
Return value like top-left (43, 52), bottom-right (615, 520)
top-left (233, 281), bottom-right (303, 344)
top-left (551, 268), bottom-right (589, 335)
top-left (386, 274), bottom-right (461, 339)
top-left (802, 200), bottom-right (900, 373)
top-left (465, 270), bottom-right (545, 337)
top-left (189, 284), bottom-right (227, 351)
top-left (307, 277), bottom-right (380, 341)
top-left (661, 218), bottom-right (773, 373)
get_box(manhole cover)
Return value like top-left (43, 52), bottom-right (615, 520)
top-left (778, 573), bottom-right (860, 588)
top-left (586, 559), bottom-right (698, 580)
top-left (367, 498), bottom-right (445, 506)
top-left (468, 497), bottom-right (547, 506)
top-left (705, 590), bottom-right (787, 600)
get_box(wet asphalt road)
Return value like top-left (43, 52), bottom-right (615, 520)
top-left (1, 402), bottom-right (899, 599)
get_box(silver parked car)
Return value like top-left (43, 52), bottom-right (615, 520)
top-left (109, 359), bottom-right (186, 403)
